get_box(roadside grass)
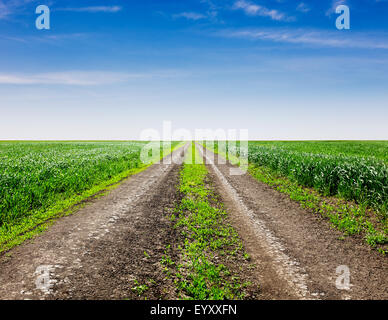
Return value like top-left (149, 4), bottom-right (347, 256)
top-left (162, 143), bottom-right (257, 300)
top-left (249, 140), bottom-right (388, 162)
top-left (203, 142), bottom-right (388, 254)
top-left (0, 141), bottom-right (184, 254)
top-left (249, 165), bottom-right (387, 253)
top-left (247, 143), bottom-right (388, 213)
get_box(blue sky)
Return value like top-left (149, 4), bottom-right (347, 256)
top-left (0, 0), bottom-right (387, 140)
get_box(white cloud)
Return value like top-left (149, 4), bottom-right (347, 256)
top-left (232, 0), bottom-right (293, 21)
top-left (0, 2), bottom-right (122, 20)
top-left (200, 0), bottom-right (219, 20)
top-left (326, 0), bottom-right (347, 16)
top-left (0, 1), bottom-right (10, 19)
top-left (57, 6), bottom-right (122, 13)
top-left (173, 12), bottom-right (207, 21)
top-left (0, 71), bottom-right (177, 86)
top-left (217, 28), bottom-right (388, 49)
top-left (0, 0), bottom-right (36, 19)
top-left (0, 33), bottom-right (90, 45)
top-left (296, 3), bottom-right (310, 13)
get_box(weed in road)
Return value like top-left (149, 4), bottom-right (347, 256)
top-left (162, 144), bottom-right (259, 300)
top-left (131, 279), bottom-right (149, 296)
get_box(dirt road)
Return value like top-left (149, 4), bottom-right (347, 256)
top-left (0, 145), bottom-right (188, 300)
top-left (196, 143), bottom-right (387, 300)
top-left (0, 143), bottom-right (386, 300)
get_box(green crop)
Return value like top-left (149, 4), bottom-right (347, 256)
top-left (206, 141), bottom-right (388, 213)
top-left (0, 141), bottom-right (148, 225)
top-left (203, 140), bottom-right (388, 251)
top-left (247, 142), bottom-right (388, 213)
top-left (0, 141), bottom-right (180, 252)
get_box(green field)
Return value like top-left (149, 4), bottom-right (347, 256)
top-left (0, 141), bottom-right (179, 252)
top-left (247, 141), bottom-right (388, 211)
top-left (208, 140), bottom-right (388, 211)
top-left (205, 140), bottom-right (388, 251)
top-left (248, 141), bottom-right (388, 162)
top-left (1, 140), bottom-right (387, 253)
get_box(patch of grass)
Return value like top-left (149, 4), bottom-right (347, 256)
top-left (162, 143), bottom-right (252, 300)
top-left (131, 279), bottom-right (149, 296)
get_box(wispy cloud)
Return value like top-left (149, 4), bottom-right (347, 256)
top-left (56, 6), bottom-right (122, 13)
top-left (0, 71), bottom-right (146, 86)
top-left (0, 0), bottom-right (36, 19)
top-left (296, 3), bottom-right (310, 13)
top-left (326, 0), bottom-right (347, 16)
top-left (217, 28), bottom-right (388, 49)
top-left (0, 1), bottom-right (10, 19)
top-left (0, 70), bottom-right (187, 86)
top-left (200, 0), bottom-right (219, 21)
top-left (0, 33), bottom-right (89, 45)
top-left (232, 0), bottom-right (294, 21)
top-left (0, 71), bottom-right (130, 85)
top-left (173, 12), bottom-right (207, 21)
top-left (0, 2), bottom-right (122, 20)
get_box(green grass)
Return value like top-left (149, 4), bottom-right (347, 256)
top-left (205, 141), bottom-right (388, 213)
top-left (248, 165), bottom-right (387, 253)
top-left (162, 143), bottom-right (252, 300)
top-left (249, 141), bottom-right (388, 162)
top-left (247, 141), bottom-right (388, 212)
top-left (0, 141), bottom-right (182, 253)
top-left (131, 279), bottom-right (149, 297)
top-left (203, 141), bottom-right (388, 253)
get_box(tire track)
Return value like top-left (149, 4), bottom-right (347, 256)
top-left (196, 143), bottom-right (315, 299)
top-left (0, 144), bottom-right (189, 300)
top-left (197, 143), bottom-right (388, 300)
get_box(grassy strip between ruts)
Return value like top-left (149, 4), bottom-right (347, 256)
top-left (0, 142), bottom-right (185, 254)
top-left (161, 143), bottom-right (259, 300)
top-left (201, 142), bottom-right (388, 254)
